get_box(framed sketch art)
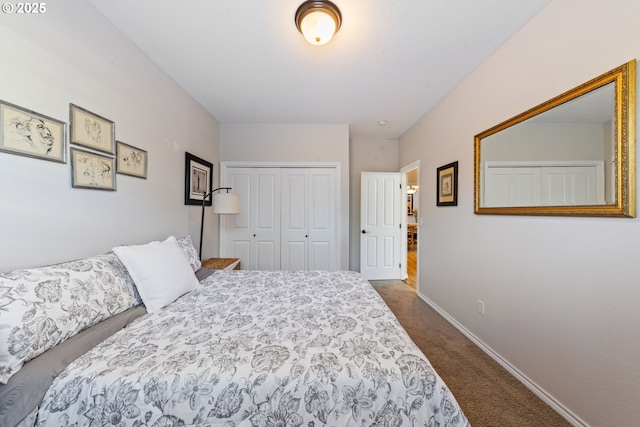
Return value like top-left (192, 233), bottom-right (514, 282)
top-left (116, 141), bottom-right (147, 179)
top-left (185, 152), bottom-right (212, 206)
top-left (436, 161), bottom-right (458, 206)
top-left (69, 103), bottom-right (115, 155)
top-left (0, 100), bottom-right (66, 163)
top-left (71, 147), bottom-right (116, 190)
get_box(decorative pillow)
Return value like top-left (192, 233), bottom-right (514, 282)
top-left (112, 236), bottom-right (200, 314)
top-left (0, 253), bottom-right (139, 384)
top-left (176, 235), bottom-right (201, 271)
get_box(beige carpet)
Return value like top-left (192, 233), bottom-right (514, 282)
top-left (371, 280), bottom-right (571, 427)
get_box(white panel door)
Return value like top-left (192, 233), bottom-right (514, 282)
top-left (221, 168), bottom-right (280, 270)
top-left (541, 166), bottom-right (598, 205)
top-left (222, 170), bottom-right (252, 264)
top-left (484, 167), bottom-right (514, 207)
top-left (281, 168), bottom-right (336, 270)
top-left (485, 167), bottom-right (541, 207)
top-left (514, 167), bottom-right (542, 206)
top-left (281, 169), bottom-right (308, 270)
top-left (307, 169), bottom-right (336, 270)
top-left (360, 172), bottom-right (402, 280)
top-left (254, 170), bottom-right (280, 270)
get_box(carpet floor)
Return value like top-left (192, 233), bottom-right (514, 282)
top-left (371, 280), bottom-right (571, 427)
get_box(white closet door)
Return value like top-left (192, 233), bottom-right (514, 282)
top-left (281, 168), bottom-right (337, 271)
top-left (541, 166), bottom-right (598, 205)
top-left (281, 169), bottom-right (308, 270)
top-left (514, 167), bottom-right (542, 206)
top-left (483, 161), bottom-right (603, 207)
top-left (484, 167), bottom-right (542, 207)
top-left (307, 169), bottom-right (336, 270)
top-left (222, 167), bottom-right (280, 270)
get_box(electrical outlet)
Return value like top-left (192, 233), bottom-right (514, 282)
top-left (477, 300), bottom-right (485, 315)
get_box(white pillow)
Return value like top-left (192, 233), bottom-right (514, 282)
top-left (113, 236), bottom-right (200, 313)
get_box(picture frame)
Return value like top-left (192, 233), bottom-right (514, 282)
top-left (0, 99), bottom-right (66, 163)
top-left (71, 147), bottom-right (116, 190)
top-left (185, 152), bottom-right (213, 206)
top-left (116, 141), bottom-right (148, 179)
top-left (69, 103), bottom-right (115, 155)
top-left (436, 161), bottom-right (458, 206)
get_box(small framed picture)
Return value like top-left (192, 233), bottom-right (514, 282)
top-left (436, 161), bottom-right (458, 206)
top-left (69, 103), bottom-right (115, 155)
top-left (185, 152), bottom-right (212, 206)
top-left (116, 141), bottom-right (147, 179)
top-left (71, 147), bottom-right (116, 190)
top-left (0, 100), bottom-right (66, 163)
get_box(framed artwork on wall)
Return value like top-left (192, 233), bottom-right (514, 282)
top-left (0, 99), bottom-right (66, 163)
top-left (71, 147), bottom-right (116, 190)
top-left (69, 103), bottom-right (115, 155)
top-left (185, 152), bottom-right (213, 206)
top-left (436, 161), bottom-right (458, 206)
top-left (116, 141), bottom-right (148, 179)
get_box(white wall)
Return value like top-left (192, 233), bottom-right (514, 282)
top-left (0, 0), bottom-right (220, 271)
top-left (349, 137), bottom-right (399, 270)
top-left (398, 1), bottom-right (640, 426)
top-left (219, 123), bottom-right (350, 269)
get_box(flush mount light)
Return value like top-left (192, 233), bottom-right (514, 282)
top-left (295, 0), bottom-right (342, 46)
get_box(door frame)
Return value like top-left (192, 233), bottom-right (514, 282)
top-left (400, 160), bottom-right (420, 286)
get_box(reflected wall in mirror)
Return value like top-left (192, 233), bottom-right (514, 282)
top-left (474, 60), bottom-right (636, 217)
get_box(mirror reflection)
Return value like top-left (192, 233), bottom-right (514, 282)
top-left (474, 60), bottom-right (636, 217)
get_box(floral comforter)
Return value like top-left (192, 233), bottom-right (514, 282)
top-left (35, 270), bottom-right (469, 427)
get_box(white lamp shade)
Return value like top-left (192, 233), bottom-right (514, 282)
top-left (213, 193), bottom-right (240, 214)
top-left (300, 10), bottom-right (337, 45)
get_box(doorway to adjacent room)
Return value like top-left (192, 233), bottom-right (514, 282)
top-left (403, 163), bottom-right (419, 291)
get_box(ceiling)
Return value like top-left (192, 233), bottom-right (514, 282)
top-left (90, 0), bottom-right (551, 139)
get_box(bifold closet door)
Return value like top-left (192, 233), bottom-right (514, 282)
top-left (281, 168), bottom-right (336, 271)
top-left (221, 168), bottom-right (281, 270)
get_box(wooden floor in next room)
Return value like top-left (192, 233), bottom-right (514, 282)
top-left (405, 246), bottom-right (416, 289)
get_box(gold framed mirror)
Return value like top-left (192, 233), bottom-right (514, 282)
top-left (474, 60), bottom-right (636, 217)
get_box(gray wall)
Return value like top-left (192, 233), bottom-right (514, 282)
top-left (0, 0), bottom-right (221, 270)
top-left (398, 0), bottom-right (640, 425)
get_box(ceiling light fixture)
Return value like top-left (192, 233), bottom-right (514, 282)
top-left (295, 0), bottom-right (342, 46)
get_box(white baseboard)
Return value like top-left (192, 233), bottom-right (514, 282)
top-left (415, 291), bottom-right (588, 427)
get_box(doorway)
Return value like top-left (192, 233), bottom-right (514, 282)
top-left (402, 163), bottom-right (419, 290)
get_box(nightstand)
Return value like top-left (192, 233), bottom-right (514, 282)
top-left (201, 258), bottom-right (241, 270)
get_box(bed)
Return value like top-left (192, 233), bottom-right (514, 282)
top-left (0, 236), bottom-right (470, 427)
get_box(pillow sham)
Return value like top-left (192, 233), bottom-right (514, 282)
top-left (0, 253), bottom-right (138, 384)
top-left (113, 236), bottom-right (200, 314)
top-left (176, 235), bottom-right (201, 271)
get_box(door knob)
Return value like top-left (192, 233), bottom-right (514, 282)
top-left (361, 229), bottom-right (369, 234)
